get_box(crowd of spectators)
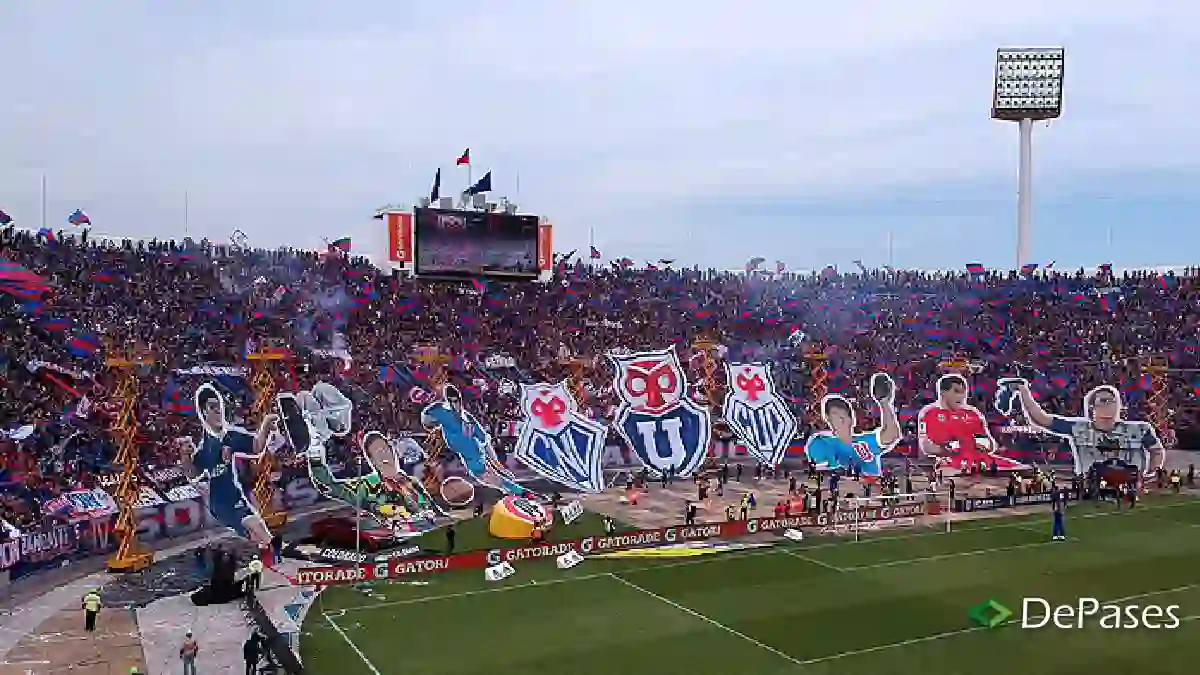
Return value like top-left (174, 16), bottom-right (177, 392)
top-left (2, 224), bottom-right (1199, 526)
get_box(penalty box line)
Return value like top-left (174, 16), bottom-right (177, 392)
top-left (793, 581), bottom-right (1200, 667)
top-left (606, 572), bottom-right (806, 669)
top-left (325, 613), bottom-right (384, 675)
top-left (334, 500), bottom-right (1197, 615)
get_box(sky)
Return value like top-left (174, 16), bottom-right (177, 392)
top-left (1, 1), bottom-right (1197, 271)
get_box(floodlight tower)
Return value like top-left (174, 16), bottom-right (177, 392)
top-left (991, 47), bottom-right (1065, 269)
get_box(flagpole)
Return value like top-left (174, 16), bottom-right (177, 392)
top-left (184, 191), bottom-right (190, 235)
top-left (465, 159), bottom-right (473, 210)
top-left (515, 171), bottom-right (521, 201)
top-left (887, 230), bottom-right (895, 268)
top-left (40, 173), bottom-right (47, 231)
top-left (589, 227), bottom-right (595, 267)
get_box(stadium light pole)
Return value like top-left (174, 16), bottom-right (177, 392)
top-left (991, 47), bottom-right (1065, 269)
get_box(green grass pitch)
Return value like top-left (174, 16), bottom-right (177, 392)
top-left (301, 496), bottom-right (1200, 675)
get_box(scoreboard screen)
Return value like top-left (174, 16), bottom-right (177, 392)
top-left (413, 208), bottom-right (540, 279)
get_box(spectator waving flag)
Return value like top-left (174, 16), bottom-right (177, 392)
top-left (1019, 263), bottom-right (1038, 276)
top-left (589, 246), bottom-right (602, 259)
top-left (0, 257), bottom-right (51, 300)
top-left (331, 237), bottom-right (352, 253)
top-left (37, 227), bottom-right (56, 243)
top-left (68, 209), bottom-right (90, 226)
top-left (965, 262), bottom-right (986, 276)
top-left (38, 316), bottom-right (72, 333)
top-left (161, 378), bottom-right (195, 414)
top-left (67, 333), bottom-right (102, 358)
top-left (0, 209), bottom-right (11, 225)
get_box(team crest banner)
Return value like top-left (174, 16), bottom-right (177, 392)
top-left (609, 346), bottom-right (711, 477)
top-left (722, 362), bottom-right (796, 467)
top-left (513, 382), bottom-right (608, 492)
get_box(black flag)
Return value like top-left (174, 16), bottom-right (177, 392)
top-left (464, 171), bottom-right (492, 196)
top-left (430, 169), bottom-right (441, 203)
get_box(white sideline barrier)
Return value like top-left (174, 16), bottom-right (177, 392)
top-left (556, 550), bottom-right (585, 570)
top-left (485, 561), bottom-right (516, 582)
top-left (559, 501), bottom-right (584, 525)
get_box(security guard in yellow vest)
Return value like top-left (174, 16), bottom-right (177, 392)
top-left (246, 555), bottom-right (264, 597)
top-left (82, 589), bottom-right (102, 632)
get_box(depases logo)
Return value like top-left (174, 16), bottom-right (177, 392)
top-left (1021, 598), bottom-right (1182, 629)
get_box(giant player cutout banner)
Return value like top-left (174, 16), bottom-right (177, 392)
top-left (184, 383), bottom-right (277, 547)
top-left (722, 362), bottom-right (797, 467)
top-left (277, 382), bottom-right (442, 534)
top-left (610, 346), bottom-right (711, 478)
top-left (421, 383), bottom-right (536, 497)
top-left (918, 373), bottom-right (1027, 473)
top-left (513, 381), bottom-right (608, 492)
top-left (996, 380), bottom-right (1164, 477)
top-left (804, 372), bottom-right (900, 477)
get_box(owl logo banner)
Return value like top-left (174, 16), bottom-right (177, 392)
top-left (609, 346), bottom-right (711, 478)
top-left (513, 382), bottom-right (608, 492)
top-left (722, 362), bottom-right (797, 467)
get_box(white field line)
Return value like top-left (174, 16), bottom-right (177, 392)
top-left (607, 572), bottom-right (806, 668)
top-left (841, 540), bottom-right (1057, 571)
top-left (325, 613), bottom-right (383, 675)
top-left (793, 582), bottom-right (1200, 667)
top-left (782, 549), bottom-right (847, 572)
top-left (336, 500), bottom-right (1198, 614)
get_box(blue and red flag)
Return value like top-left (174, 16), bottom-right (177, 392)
top-left (162, 378), bottom-right (195, 414)
top-left (0, 257), bottom-right (51, 300)
top-left (68, 209), bottom-right (90, 226)
top-left (38, 316), bottom-right (72, 332)
top-left (67, 333), bottom-right (101, 358)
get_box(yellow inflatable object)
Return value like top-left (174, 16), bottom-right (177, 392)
top-left (488, 496), bottom-right (551, 540)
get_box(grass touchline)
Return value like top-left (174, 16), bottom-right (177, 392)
top-left (330, 500), bottom-right (1193, 615)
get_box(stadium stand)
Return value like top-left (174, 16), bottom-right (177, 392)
top-left (1, 224), bottom-right (1198, 542)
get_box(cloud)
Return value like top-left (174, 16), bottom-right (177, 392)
top-left (0, 1), bottom-right (1197, 268)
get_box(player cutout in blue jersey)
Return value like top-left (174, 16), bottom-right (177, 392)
top-left (421, 384), bottom-right (533, 497)
top-left (804, 373), bottom-right (903, 478)
top-left (186, 383), bottom-right (277, 547)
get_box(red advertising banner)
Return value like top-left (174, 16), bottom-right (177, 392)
top-left (386, 212), bottom-right (414, 263)
top-left (537, 222), bottom-right (553, 271)
top-left (293, 502), bottom-right (930, 587)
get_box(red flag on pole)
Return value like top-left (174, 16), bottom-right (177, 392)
top-left (456, 149), bottom-right (470, 166)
